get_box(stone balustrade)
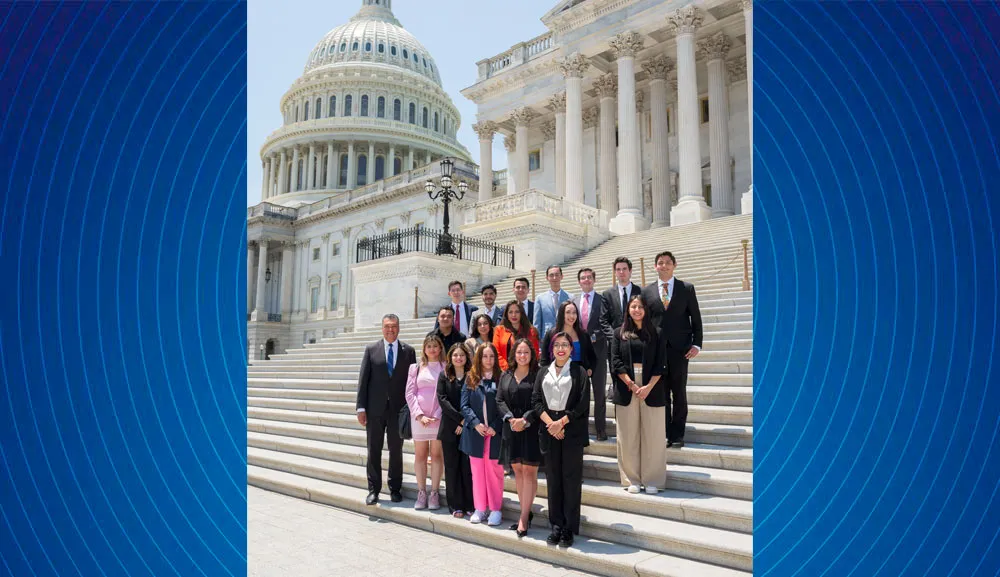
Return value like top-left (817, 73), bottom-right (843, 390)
top-left (472, 188), bottom-right (607, 228)
top-left (476, 31), bottom-right (555, 81)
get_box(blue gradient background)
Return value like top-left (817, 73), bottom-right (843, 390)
top-left (0, 2), bottom-right (246, 576)
top-left (755, 1), bottom-right (1000, 576)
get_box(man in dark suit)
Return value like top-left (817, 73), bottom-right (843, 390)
top-left (472, 284), bottom-right (504, 325)
top-left (427, 306), bottom-right (467, 351)
top-left (600, 256), bottom-right (643, 335)
top-left (641, 251), bottom-right (703, 448)
top-left (512, 277), bottom-right (534, 322)
top-left (356, 314), bottom-right (417, 504)
top-left (445, 280), bottom-right (478, 336)
top-left (575, 267), bottom-right (610, 441)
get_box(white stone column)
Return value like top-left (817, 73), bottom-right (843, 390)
top-left (326, 142), bottom-right (335, 189)
top-left (425, 151), bottom-right (431, 166)
top-left (701, 33), bottom-right (734, 217)
top-left (560, 53), bottom-right (588, 204)
top-left (608, 32), bottom-right (648, 234)
top-left (741, 0), bottom-right (753, 214)
top-left (260, 159), bottom-right (269, 199)
top-left (306, 143), bottom-right (316, 190)
top-left (643, 55), bottom-right (674, 227)
top-left (320, 233), bottom-right (330, 318)
top-left (252, 239), bottom-right (269, 320)
top-left (670, 6), bottom-right (711, 225)
top-left (367, 143), bottom-right (376, 184)
top-left (300, 240), bottom-right (310, 315)
top-left (388, 145), bottom-right (396, 176)
top-left (407, 148), bottom-right (414, 171)
top-left (290, 241), bottom-right (299, 313)
top-left (594, 73), bottom-right (618, 217)
top-left (472, 121), bottom-right (497, 202)
top-left (280, 243), bottom-right (294, 319)
top-left (267, 155), bottom-right (276, 197)
top-left (290, 147), bottom-right (301, 193)
top-left (510, 107), bottom-right (533, 193)
top-left (504, 135), bottom-right (518, 195)
top-left (278, 149), bottom-right (288, 194)
top-left (546, 93), bottom-right (567, 198)
top-left (247, 243), bottom-right (256, 315)
top-left (347, 141), bottom-right (357, 189)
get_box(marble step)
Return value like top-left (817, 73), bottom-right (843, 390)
top-left (247, 360), bottom-right (753, 375)
top-left (245, 372), bottom-right (753, 389)
top-left (264, 348), bottom-right (752, 364)
top-left (249, 465), bottom-right (752, 577)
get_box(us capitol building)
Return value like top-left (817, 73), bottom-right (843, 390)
top-left (247, 0), bottom-right (753, 358)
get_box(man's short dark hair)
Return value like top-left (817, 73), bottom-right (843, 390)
top-left (438, 306), bottom-right (455, 316)
top-left (514, 277), bottom-right (529, 288)
top-left (448, 280), bottom-right (463, 291)
top-left (545, 265), bottom-right (562, 276)
top-left (613, 256), bottom-right (633, 271)
top-left (481, 284), bottom-right (497, 294)
top-left (382, 314), bottom-right (400, 324)
top-left (577, 267), bottom-right (595, 281)
top-left (655, 251), bottom-right (676, 266)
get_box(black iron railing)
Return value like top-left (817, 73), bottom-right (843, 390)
top-left (267, 313), bottom-right (282, 322)
top-left (356, 226), bottom-right (514, 269)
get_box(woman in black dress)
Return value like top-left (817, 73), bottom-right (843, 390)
top-left (436, 343), bottom-right (476, 517)
top-left (496, 338), bottom-right (540, 537)
top-left (532, 331), bottom-right (591, 547)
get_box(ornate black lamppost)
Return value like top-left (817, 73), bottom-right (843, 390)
top-left (425, 158), bottom-right (469, 255)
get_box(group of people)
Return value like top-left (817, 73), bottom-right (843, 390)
top-left (355, 251), bottom-right (703, 547)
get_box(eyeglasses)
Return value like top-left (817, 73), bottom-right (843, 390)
top-left (552, 343), bottom-right (573, 349)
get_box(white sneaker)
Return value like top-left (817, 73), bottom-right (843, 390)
top-left (470, 510), bottom-right (485, 524)
top-left (626, 485), bottom-right (641, 494)
top-left (645, 486), bottom-right (659, 494)
top-left (487, 510), bottom-right (503, 526)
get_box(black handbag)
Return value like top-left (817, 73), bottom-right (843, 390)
top-left (398, 404), bottom-right (412, 440)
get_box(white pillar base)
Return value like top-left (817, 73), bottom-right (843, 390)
top-left (250, 309), bottom-right (263, 322)
top-left (671, 198), bottom-right (713, 226)
top-left (741, 185), bottom-right (753, 214)
top-left (609, 211), bottom-right (651, 235)
top-left (651, 218), bottom-right (670, 229)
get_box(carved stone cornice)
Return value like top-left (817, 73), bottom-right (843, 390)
top-left (471, 120), bottom-right (499, 140)
top-left (547, 92), bottom-right (567, 113)
top-left (321, 233), bottom-right (331, 241)
top-left (698, 33), bottom-right (732, 61)
top-left (593, 73), bottom-right (618, 98)
top-left (609, 32), bottom-right (644, 60)
top-left (727, 56), bottom-right (748, 82)
top-left (540, 120), bottom-right (557, 140)
top-left (503, 135), bottom-right (516, 152)
top-left (668, 6), bottom-right (703, 35)
top-left (642, 55), bottom-right (674, 80)
top-left (508, 107), bottom-right (536, 127)
top-left (558, 52), bottom-right (590, 78)
top-left (583, 106), bottom-right (599, 129)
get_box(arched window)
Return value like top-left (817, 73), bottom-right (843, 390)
top-left (423, 57), bottom-right (427, 67)
top-left (422, 107), bottom-right (428, 128)
top-left (402, 48), bottom-right (409, 59)
top-left (390, 46), bottom-right (397, 56)
top-left (378, 43), bottom-right (384, 53)
top-left (413, 52), bottom-right (419, 63)
top-left (365, 41), bottom-right (372, 52)
top-left (393, 157), bottom-right (402, 175)
top-left (315, 98), bottom-right (322, 118)
top-left (344, 94), bottom-right (352, 116)
top-left (375, 156), bottom-right (385, 181)
top-left (377, 96), bottom-right (385, 118)
top-left (329, 96), bottom-right (336, 117)
top-left (434, 111), bottom-right (439, 132)
top-left (408, 102), bottom-right (416, 124)
top-left (304, 101), bottom-right (309, 121)
top-left (393, 99), bottom-right (401, 121)
top-left (339, 154), bottom-right (348, 187)
top-left (340, 42), bottom-right (346, 52)
top-left (357, 155), bottom-right (368, 187)
top-left (360, 95), bottom-right (369, 116)
top-left (352, 41), bottom-right (359, 51)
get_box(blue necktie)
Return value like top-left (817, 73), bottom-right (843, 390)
top-left (387, 343), bottom-right (394, 377)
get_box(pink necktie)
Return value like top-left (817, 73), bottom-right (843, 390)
top-left (581, 293), bottom-right (590, 328)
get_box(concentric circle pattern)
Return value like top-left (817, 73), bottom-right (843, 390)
top-left (756, 2), bottom-right (1000, 576)
top-left (0, 2), bottom-right (247, 576)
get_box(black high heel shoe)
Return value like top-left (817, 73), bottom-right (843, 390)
top-left (511, 511), bottom-right (535, 531)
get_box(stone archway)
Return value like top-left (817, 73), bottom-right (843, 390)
top-left (265, 339), bottom-right (276, 360)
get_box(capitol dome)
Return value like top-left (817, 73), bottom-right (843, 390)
top-left (259, 0), bottom-right (471, 208)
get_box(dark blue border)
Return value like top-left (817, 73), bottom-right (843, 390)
top-left (0, 2), bottom-right (247, 576)
top-left (755, 2), bottom-right (1000, 576)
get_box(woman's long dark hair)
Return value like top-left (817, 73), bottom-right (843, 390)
top-left (445, 342), bottom-right (472, 380)
top-left (472, 313), bottom-right (495, 343)
top-left (467, 342), bottom-right (499, 390)
top-left (501, 299), bottom-right (532, 338)
top-left (506, 337), bottom-right (538, 375)
top-left (618, 295), bottom-right (654, 341)
top-left (554, 300), bottom-right (585, 338)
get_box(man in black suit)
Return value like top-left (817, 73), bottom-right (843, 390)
top-left (575, 267), bottom-right (610, 441)
top-left (444, 280), bottom-right (478, 336)
top-left (512, 277), bottom-right (534, 322)
top-left (641, 251), bottom-right (703, 448)
top-left (356, 314), bottom-right (417, 504)
top-left (600, 256), bottom-right (643, 335)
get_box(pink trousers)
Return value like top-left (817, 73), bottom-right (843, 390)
top-left (468, 435), bottom-right (504, 511)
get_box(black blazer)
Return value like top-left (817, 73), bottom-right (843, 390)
top-left (356, 340), bottom-right (417, 419)
top-left (531, 363), bottom-right (591, 454)
top-left (434, 302), bottom-right (479, 333)
top-left (538, 328), bottom-right (597, 373)
top-left (516, 299), bottom-right (535, 323)
top-left (575, 292), bottom-right (609, 354)
top-left (641, 278), bottom-right (704, 350)
top-left (609, 329), bottom-right (666, 407)
top-left (496, 369), bottom-right (540, 425)
top-left (436, 372), bottom-right (466, 441)
top-left (600, 282), bottom-right (642, 339)
top-left (427, 327), bottom-right (467, 352)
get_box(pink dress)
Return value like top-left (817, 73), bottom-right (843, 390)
top-left (405, 362), bottom-right (445, 441)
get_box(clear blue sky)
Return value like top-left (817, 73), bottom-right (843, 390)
top-left (248, 0), bottom-right (549, 206)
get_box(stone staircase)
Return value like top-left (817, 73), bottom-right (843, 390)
top-left (247, 214), bottom-right (753, 577)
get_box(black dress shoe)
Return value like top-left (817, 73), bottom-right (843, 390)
top-left (671, 440), bottom-right (685, 448)
top-left (508, 522), bottom-right (519, 531)
top-left (390, 490), bottom-right (403, 503)
top-left (365, 492), bottom-right (379, 506)
top-left (596, 433), bottom-right (609, 442)
top-left (559, 529), bottom-right (574, 547)
top-left (546, 527), bottom-right (562, 545)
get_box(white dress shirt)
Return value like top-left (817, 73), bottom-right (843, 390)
top-left (616, 282), bottom-right (633, 310)
top-left (451, 301), bottom-right (468, 334)
top-left (357, 338), bottom-right (398, 414)
top-left (542, 362), bottom-right (574, 411)
top-left (656, 277), bottom-right (699, 352)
